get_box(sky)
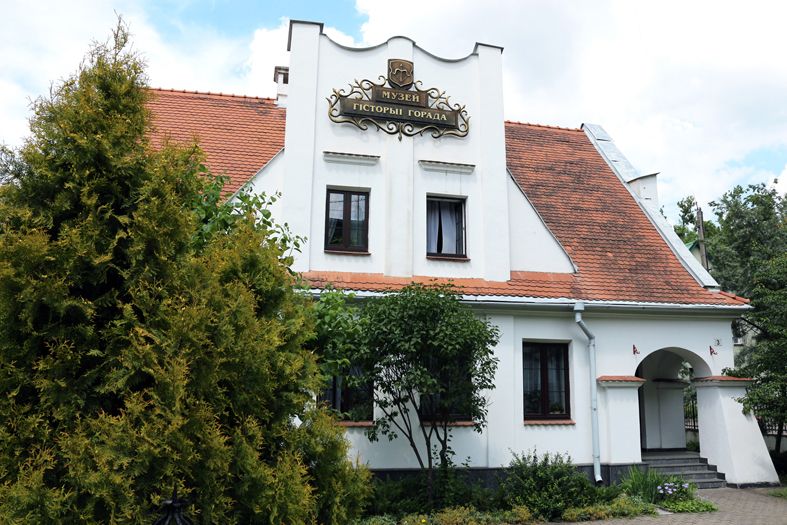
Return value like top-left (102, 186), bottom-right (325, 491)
top-left (2, 0), bottom-right (786, 221)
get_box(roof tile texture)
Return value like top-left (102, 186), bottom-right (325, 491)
top-left (145, 90), bottom-right (742, 306)
top-left (147, 89), bottom-right (285, 196)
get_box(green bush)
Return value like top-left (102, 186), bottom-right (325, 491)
top-left (561, 494), bottom-right (655, 522)
top-left (367, 476), bottom-right (429, 517)
top-left (660, 498), bottom-right (717, 512)
top-left (562, 504), bottom-right (611, 522)
top-left (353, 516), bottom-right (399, 525)
top-left (498, 450), bottom-right (595, 521)
top-left (656, 479), bottom-right (694, 502)
top-left (620, 466), bottom-right (667, 503)
top-left (607, 494), bottom-right (656, 517)
top-left (400, 514), bottom-right (431, 525)
top-left (498, 505), bottom-right (535, 524)
top-left (432, 505), bottom-right (480, 525)
top-left (686, 439), bottom-right (700, 452)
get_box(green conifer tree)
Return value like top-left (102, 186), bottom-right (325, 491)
top-left (0, 23), bottom-right (368, 524)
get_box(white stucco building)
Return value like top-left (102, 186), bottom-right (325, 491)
top-left (148, 20), bottom-right (778, 486)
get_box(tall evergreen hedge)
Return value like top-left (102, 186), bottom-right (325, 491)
top-left (0, 24), bottom-right (368, 524)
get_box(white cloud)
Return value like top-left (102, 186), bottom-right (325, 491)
top-left (2, 0), bottom-right (784, 217)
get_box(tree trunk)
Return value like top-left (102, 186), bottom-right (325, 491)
top-left (776, 420), bottom-right (783, 454)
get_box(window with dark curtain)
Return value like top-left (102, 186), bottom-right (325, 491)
top-left (523, 342), bottom-right (570, 419)
top-left (320, 367), bottom-right (374, 422)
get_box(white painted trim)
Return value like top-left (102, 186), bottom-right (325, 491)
top-left (306, 288), bottom-right (748, 313)
top-left (323, 150), bottom-right (380, 166)
top-left (418, 159), bottom-right (475, 174)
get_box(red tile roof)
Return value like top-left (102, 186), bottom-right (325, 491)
top-left (145, 90), bottom-right (745, 307)
top-left (147, 89), bottom-right (285, 196)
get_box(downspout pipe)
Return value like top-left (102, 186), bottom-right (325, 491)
top-left (574, 302), bottom-right (603, 484)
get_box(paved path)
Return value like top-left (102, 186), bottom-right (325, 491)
top-left (596, 488), bottom-right (787, 524)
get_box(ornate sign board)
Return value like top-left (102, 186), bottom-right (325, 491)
top-left (328, 59), bottom-right (470, 140)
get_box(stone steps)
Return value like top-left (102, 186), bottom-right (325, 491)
top-left (642, 451), bottom-right (726, 489)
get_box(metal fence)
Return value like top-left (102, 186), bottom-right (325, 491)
top-left (684, 391), bottom-right (786, 436)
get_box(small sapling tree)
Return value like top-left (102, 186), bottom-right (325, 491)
top-left (352, 283), bottom-right (499, 503)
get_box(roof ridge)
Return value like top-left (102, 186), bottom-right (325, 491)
top-left (148, 87), bottom-right (277, 102)
top-left (504, 120), bottom-right (582, 132)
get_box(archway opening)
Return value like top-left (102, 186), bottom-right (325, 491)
top-left (635, 348), bottom-right (711, 451)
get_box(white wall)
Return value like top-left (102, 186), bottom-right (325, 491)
top-left (344, 307), bottom-right (743, 472)
top-left (279, 22), bottom-right (577, 281)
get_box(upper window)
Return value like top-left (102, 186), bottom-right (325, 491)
top-left (325, 189), bottom-right (369, 252)
top-left (426, 197), bottom-right (465, 257)
top-left (523, 342), bottom-right (570, 420)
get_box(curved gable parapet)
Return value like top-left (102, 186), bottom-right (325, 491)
top-left (289, 19), bottom-right (496, 63)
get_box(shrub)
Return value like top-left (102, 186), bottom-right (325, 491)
top-left (562, 504), bottom-right (610, 522)
top-left (353, 516), bottom-right (399, 525)
top-left (432, 505), bottom-right (480, 525)
top-left (686, 439), bottom-right (700, 452)
top-left (561, 494), bottom-right (655, 522)
top-left (607, 494), bottom-right (656, 517)
top-left (498, 450), bottom-right (595, 521)
top-left (400, 514), bottom-right (431, 525)
top-left (499, 505), bottom-right (535, 524)
top-left (620, 466), bottom-right (667, 503)
top-left (594, 484), bottom-right (623, 503)
top-left (656, 479), bottom-right (694, 502)
top-left (367, 476), bottom-right (429, 517)
top-left (660, 498), bottom-right (717, 512)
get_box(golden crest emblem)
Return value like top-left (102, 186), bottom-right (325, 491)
top-left (388, 59), bottom-right (414, 89)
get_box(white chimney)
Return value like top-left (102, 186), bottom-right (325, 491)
top-left (273, 66), bottom-right (289, 107)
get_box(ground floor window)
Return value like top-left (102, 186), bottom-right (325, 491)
top-left (321, 368), bottom-right (373, 422)
top-left (523, 342), bottom-right (570, 420)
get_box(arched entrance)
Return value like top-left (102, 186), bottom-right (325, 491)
top-left (636, 347), bottom-right (711, 450)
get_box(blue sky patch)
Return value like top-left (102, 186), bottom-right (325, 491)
top-left (143, 0), bottom-right (366, 41)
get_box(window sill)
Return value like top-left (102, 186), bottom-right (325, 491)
top-left (421, 420), bottom-right (476, 427)
top-left (523, 419), bottom-right (575, 426)
top-left (336, 421), bottom-right (374, 428)
top-left (324, 250), bottom-right (371, 256)
top-left (426, 255), bottom-right (470, 262)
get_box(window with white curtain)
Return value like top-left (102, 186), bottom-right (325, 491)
top-left (426, 197), bottom-right (465, 257)
top-left (523, 342), bottom-right (570, 420)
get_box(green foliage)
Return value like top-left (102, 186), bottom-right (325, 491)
top-left (728, 251), bottom-right (787, 451)
top-left (431, 505), bottom-right (480, 525)
top-left (498, 450), bottom-right (595, 521)
top-left (355, 283), bottom-right (499, 482)
top-left (707, 183), bottom-right (786, 297)
top-left (686, 439), bottom-right (700, 452)
top-left (561, 504), bottom-right (610, 522)
top-left (498, 505), bottom-right (535, 524)
top-left (620, 467), bottom-right (667, 504)
top-left (367, 476), bottom-right (429, 517)
top-left (769, 487), bottom-right (787, 500)
top-left (660, 498), bottom-right (717, 513)
top-left (562, 494), bottom-right (655, 522)
top-left (0, 21), bottom-right (368, 524)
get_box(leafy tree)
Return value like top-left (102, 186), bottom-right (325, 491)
top-left (349, 283), bottom-right (499, 504)
top-left (728, 252), bottom-right (787, 452)
top-left (0, 23), bottom-right (368, 524)
top-left (707, 183), bottom-right (786, 298)
top-left (674, 195), bottom-right (699, 244)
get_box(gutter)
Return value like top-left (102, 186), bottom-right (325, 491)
top-left (574, 302), bottom-right (602, 484)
